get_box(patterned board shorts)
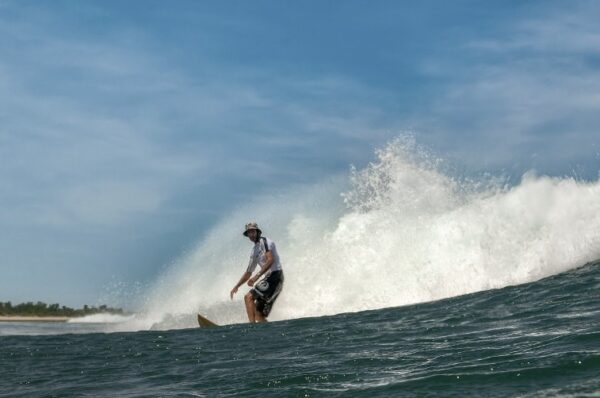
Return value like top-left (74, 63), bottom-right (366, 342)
top-left (250, 270), bottom-right (284, 317)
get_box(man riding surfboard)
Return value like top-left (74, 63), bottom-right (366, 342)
top-left (230, 222), bottom-right (284, 323)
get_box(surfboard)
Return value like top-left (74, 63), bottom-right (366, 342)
top-left (197, 313), bottom-right (219, 328)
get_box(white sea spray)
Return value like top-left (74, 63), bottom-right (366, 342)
top-left (118, 137), bottom-right (600, 331)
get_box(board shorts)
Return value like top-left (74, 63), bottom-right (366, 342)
top-left (251, 270), bottom-right (284, 317)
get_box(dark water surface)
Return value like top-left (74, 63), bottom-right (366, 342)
top-left (1, 261), bottom-right (599, 397)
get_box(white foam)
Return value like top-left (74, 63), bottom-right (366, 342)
top-left (120, 137), bottom-right (600, 331)
top-left (67, 313), bottom-right (134, 324)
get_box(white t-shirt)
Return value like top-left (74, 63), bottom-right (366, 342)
top-left (246, 237), bottom-right (282, 276)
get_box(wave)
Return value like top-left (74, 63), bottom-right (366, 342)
top-left (119, 136), bottom-right (600, 331)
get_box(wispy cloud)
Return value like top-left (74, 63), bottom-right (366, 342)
top-left (0, 2), bottom-right (397, 304)
top-left (413, 2), bottom-right (600, 174)
top-left (469, 4), bottom-right (600, 55)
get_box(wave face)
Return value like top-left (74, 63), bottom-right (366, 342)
top-left (122, 137), bottom-right (600, 331)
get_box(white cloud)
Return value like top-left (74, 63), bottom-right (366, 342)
top-left (0, 4), bottom-right (396, 235)
top-left (470, 5), bottom-right (600, 55)
top-left (415, 2), bottom-right (600, 172)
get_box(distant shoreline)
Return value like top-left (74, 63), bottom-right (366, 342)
top-left (1, 302), bottom-right (127, 320)
top-left (0, 315), bottom-right (70, 323)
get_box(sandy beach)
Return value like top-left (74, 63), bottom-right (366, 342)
top-left (0, 316), bottom-right (69, 322)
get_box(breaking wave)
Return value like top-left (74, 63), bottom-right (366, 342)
top-left (116, 136), bottom-right (600, 331)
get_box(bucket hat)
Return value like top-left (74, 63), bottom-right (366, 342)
top-left (243, 222), bottom-right (262, 236)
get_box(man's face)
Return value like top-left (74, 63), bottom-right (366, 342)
top-left (247, 229), bottom-right (258, 242)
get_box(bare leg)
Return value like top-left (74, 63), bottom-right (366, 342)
top-left (244, 293), bottom-right (256, 323)
top-left (254, 308), bottom-right (267, 323)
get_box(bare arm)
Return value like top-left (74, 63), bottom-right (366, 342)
top-left (230, 272), bottom-right (251, 299)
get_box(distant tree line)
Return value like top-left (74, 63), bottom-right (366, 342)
top-left (0, 301), bottom-right (126, 317)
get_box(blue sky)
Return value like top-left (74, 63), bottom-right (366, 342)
top-left (1, 0), bottom-right (599, 306)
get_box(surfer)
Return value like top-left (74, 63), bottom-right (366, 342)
top-left (230, 222), bottom-right (284, 323)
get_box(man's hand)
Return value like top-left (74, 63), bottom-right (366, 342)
top-left (247, 276), bottom-right (257, 287)
top-left (230, 286), bottom-right (238, 300)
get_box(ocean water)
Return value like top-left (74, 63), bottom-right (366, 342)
top-left (1, 260), bottom-right (598, 397)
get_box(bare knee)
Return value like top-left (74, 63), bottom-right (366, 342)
top-left (244, 293), bottom-right (253, 303)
